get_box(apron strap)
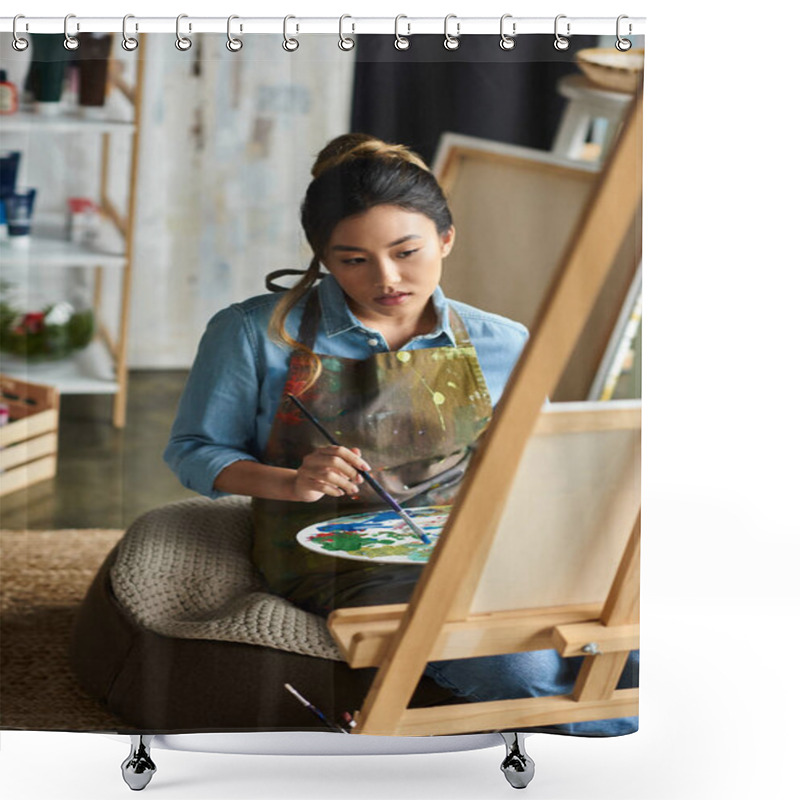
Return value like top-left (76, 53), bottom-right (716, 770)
top-left (294, 287), bottom-right (473, 352)
top-left (296, 289), bottom-right (322, 350)
top-left (447, 308), bottom-right (473, 348)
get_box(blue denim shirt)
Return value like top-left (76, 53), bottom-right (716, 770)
top-left (164, 274), bottom-right (529, 498)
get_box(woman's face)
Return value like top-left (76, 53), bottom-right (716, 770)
top-left (323, 205), bottom-right (455, 328)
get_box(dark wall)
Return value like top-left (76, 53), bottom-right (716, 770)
top-left (351, 34), bottom-right (598, 165)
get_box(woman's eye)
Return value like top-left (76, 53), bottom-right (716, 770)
top-left (341, 257), bottom-right (366, 265)
top-left (397, 249), bottom-right (419, 259)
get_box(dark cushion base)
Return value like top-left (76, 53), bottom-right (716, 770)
top-left (69, 547), bottom-right (458, 733)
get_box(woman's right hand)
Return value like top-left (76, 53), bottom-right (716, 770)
top-left (292, 445), bottom-right (371, 503)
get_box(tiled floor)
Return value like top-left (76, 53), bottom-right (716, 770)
top-left (0, 371), bottom-right (195, 530)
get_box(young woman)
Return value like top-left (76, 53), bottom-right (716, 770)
top-left (164, 133), bottom-right (637, 736)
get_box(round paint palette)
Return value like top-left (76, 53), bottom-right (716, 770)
top-left (296, 505), bottom-right (451, 564)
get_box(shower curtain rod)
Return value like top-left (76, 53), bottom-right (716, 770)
top-left (0, 16), bottom-right (646, 36)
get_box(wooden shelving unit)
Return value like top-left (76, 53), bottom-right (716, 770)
top-left (0, 35), bottom-right (146, 427)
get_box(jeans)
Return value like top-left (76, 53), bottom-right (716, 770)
top-left (424, 648), bottom-right (639, 737)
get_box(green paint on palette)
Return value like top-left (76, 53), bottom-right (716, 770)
top-left (320, 532), bottom-right (365, 551)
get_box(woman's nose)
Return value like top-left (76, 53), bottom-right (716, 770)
top-left (373, 258), bottom-right (401, 285)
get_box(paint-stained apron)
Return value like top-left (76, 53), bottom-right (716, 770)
top-left (252, 289), bottom-right (493, 615)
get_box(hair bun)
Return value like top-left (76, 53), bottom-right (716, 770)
top-left (311, 133), bottom-right (429, 178)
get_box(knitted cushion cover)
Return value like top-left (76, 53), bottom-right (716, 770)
top-left (109, 496), bottom-right (343, 661)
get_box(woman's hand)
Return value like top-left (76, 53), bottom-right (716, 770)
top-left (292, 445), bottom-right (371, 503)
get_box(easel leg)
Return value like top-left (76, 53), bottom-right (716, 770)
top-left (121, 734), bottom-right (156, 791)
top-left (499, 732), bottom-right (535, 789)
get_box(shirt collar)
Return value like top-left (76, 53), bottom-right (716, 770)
top-left (316, 274), bottom-right (457, 346)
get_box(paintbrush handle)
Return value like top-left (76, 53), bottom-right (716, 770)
top-left (358, 469), bottom-right (401, 510)
top-left (284, 684), bottom-right (348, 733)
top-left (290, 397), bottom-right (340, 447)
top-left (357, 472), bottom-right (430, 543)
top-left (288, 394), bottom-right (431, 544)
top-left (395, 508), bottom-right (432, 544)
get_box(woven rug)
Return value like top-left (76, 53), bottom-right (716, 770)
top-left (0, 528), bottom-right (127, 730)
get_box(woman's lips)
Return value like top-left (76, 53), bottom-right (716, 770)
top-left (374, 293), bottom-right (410, 306)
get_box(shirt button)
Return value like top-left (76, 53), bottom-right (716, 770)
top-left (367, 338), bottom-right (379, 346)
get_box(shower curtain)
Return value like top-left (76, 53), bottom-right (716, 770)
top-left (0, 22), bottom-right (643, 744)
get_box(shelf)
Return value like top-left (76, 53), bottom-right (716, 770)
top-left (0, 108), bottom-right (136, 134)
top-left (0, 42), bottom-right (145, 427)
top-left (0, 218), bottom-right (126, 269)
top-left (0, 339), bottom-right (119, 395)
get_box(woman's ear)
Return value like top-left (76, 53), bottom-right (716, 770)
top-left (441, 225), bottom-right (456, 258)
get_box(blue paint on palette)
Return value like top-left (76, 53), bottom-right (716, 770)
top-left (317, 510), bottom-right (399, 533)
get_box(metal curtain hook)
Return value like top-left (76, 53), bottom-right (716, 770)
top-left (554, 14), bottom-right (570, 51)
top-left (394, 15), bottom-right (411, 50)
top-left (122, 14), bottom-right (139, 51)
top-left (338, 15), bottom-right (355, 51)
top-left (283, 15), bottom-right (299, 51)
top-left (176, 14), bottom-right (192, 51)
top-left (616, 15), bottom-right (633, 51)
top-left (227, 15), bottom-right (243, 51)
top-left (64, 13), bottom-right (80, 51)
top-left (12, 14), bottom-right (29, 52)
top-left (444, 14), bottom-right (460, 51)
top-left (500, 14), bottom-right (516, 50)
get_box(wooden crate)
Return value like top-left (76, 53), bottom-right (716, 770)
top-left (0, 374), bottom-right (60, 498)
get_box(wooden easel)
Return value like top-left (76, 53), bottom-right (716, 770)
top-left (328, 93), bottom-right (643, 737)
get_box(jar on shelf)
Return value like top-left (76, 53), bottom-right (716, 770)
top-left (0, 279), bottom-right (94, 362)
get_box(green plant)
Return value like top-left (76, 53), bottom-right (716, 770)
top-left (0, 294), bottom-right (95, 361)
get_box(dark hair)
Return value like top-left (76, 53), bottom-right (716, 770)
top-left (301, 154), bottom-right (453, 256)
top-left (268, 134), bottom-right (454, 391)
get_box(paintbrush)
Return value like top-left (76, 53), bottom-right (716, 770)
top-left (284, 683), bottom-right (349, 733)
top-left (287, 393), bottom-right (432, 544)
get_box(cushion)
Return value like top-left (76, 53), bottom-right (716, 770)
top-left (109, 496), bottom-right (343, 661)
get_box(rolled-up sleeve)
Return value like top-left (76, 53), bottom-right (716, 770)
top-left (163, 305), bottom-right (262, 498)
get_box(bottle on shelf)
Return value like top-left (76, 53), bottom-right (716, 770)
top-left (77, 34), bottom-right (112, 117)
top-left (26, 34), bottom-right (69, 115)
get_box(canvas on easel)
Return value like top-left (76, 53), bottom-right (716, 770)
top-left (329, 92), bottom-right (644, 738)
top-left (432, 132), bottom-right (642, 403)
